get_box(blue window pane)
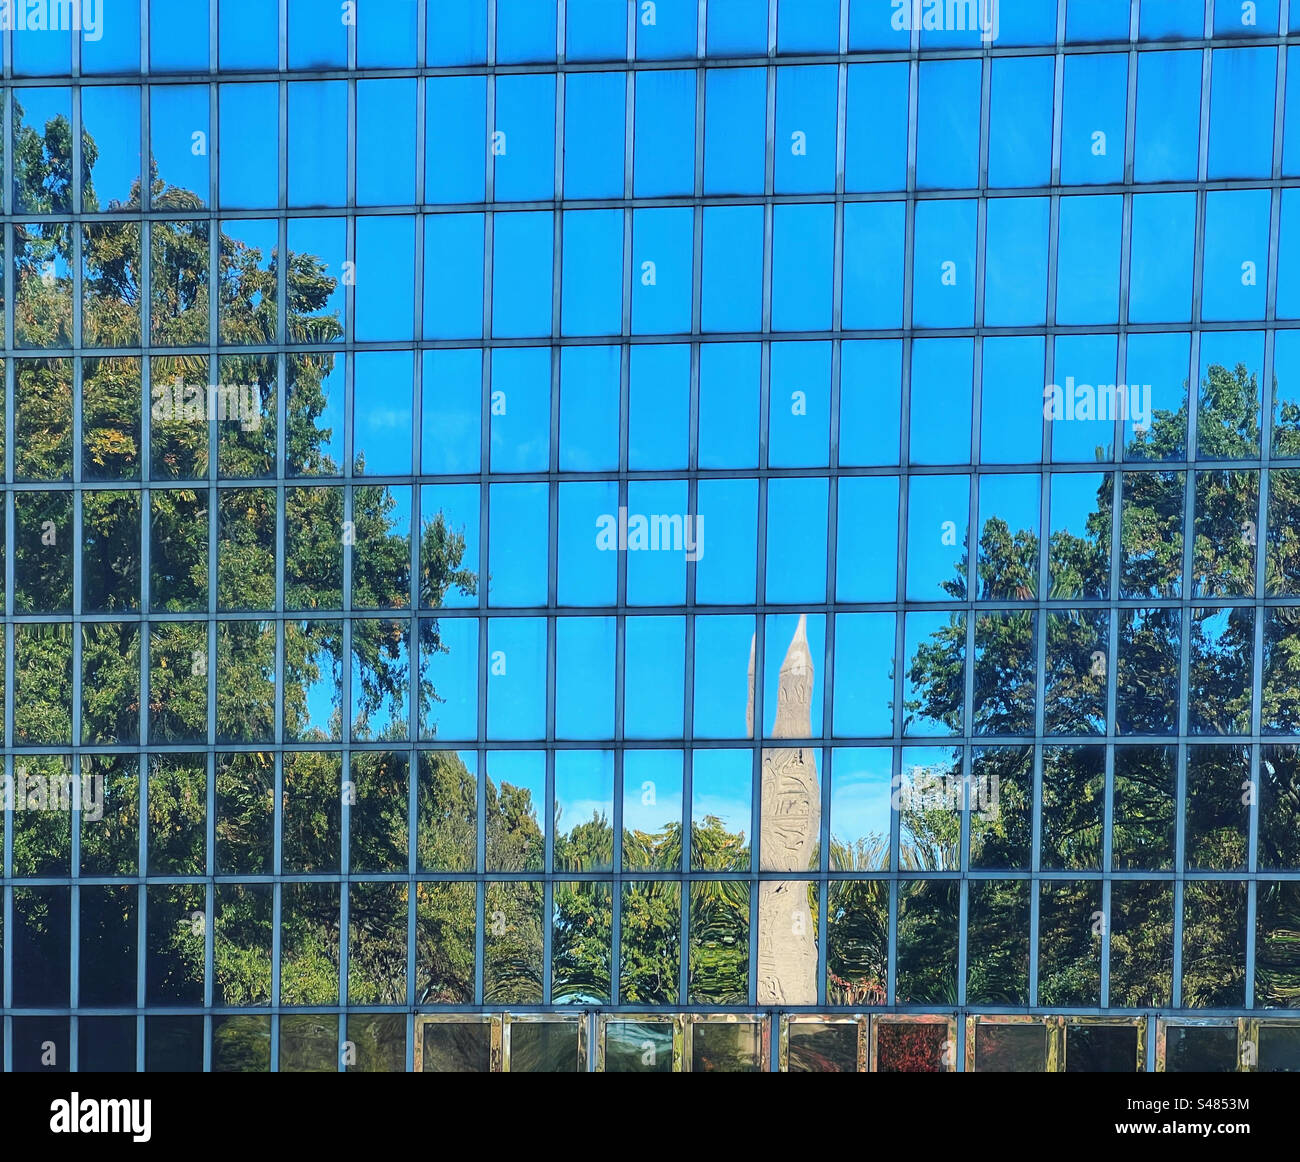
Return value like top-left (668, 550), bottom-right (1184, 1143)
top-left (629, 345), bottom-right (690, 470)
top-left (843, 201), bottom-right (906, 329)
top-left (634, 70), bottom-right (696, 196)
top-left (699, 343), bottom-right (761, 467)
top-left (356, 216), bottom-right (416, 340)
top-left (357, 79), bottom-right (417, 206)
top-left (497, 0), bottom-right (558, 63)
top-left (1129, 193), bottom-right (1196, 323)
top-left (560, 347), bottom-right (622, 471)
top-left (565, 73), bottom-right (626, 199)
top-left (984, 196), bottom-right (1049, 326)
top-left (980, 337), bottom-right (1046, 464)
top-left (559, 482), bottom-right (619, 606)
top-left (562, 210), bottom-right (624, 337)
top-left (487, 619), bottom-right (547, 737)
top-left (1278, 189), bottom-right (1300, 319)
top-left (766, 478), bottom-right (829, 602)
top-left (353, 352), bottom-right (413, 475)
top-left (636, 0), bottom-right (699, 59)
top-left (632, 207), bottom-right (694, 335)
top-left (1056, 195), bottom-right (1122, 325)
top-left (1125, 332), bottom-right (1189, 457)
top-left (1066, 0), bottom-right (1131, 41)
top-left (769, 342), bottom-right (831, 468)
top-left (772, 204), bottom-right (834, 332)
top-left (849, 0), bottom-right (912, 49)
top-left (489, 485), bottom-right (550, 606)
top-left (703, 206), bottom-right (764, 332)
top-left (705, 68), bottom-right (767, 195)
top-left (910, 339), bottom-right (973, 466)
top-left (836, 482), bottom-right (900, 601)
top-left (153, 79), bottom-right (208, 202)
top-left (424, 213), bottom-right (485, 340)
top-left (775, 66), bottom-right (837, 193)
top-left (219, 84), bottom-right (279, 210)
top-left (918, 0), bottom-right (993, 46)
top-left (695, 484), bottom-right (758, 604)
top-left (84, 0), bottom-right (142, 74)
top-left (845, 63), bottom-right (909, 192)
top-left (917, 59), bottom-right (982, 189)
top-left (491, 348), bottom-right (552, 473)
top-left (839, 340), bottom-right (902, 466)
top-left (568, 0), bottom-right (628, 60)
top-left (906, 475), bottom-right (970, 600)
top-left (428, 0), bottom-right (489, 64)
top-left (1141, 0), bottom-right (1205, 39)
top-left (1215, 0), bottom-right (1278, 35)
top-left (290, 0), bottom-right (348, 68)
top-left (912, 199), bottom-right (977, 328)
top-left (492, 212), bottom-right (554, 338)
top-left (151, 0), bottom-right (209, 70)
top-left (693, 616), bottom-right (756, 734)
top-left (625, 619), bottom-right (686, 734)
top-left (1201, 189), bottom-right (1270, 323)
top-left (1061, 54), bottom-right (1128, 185)
top-left (494, 75), bottom-right (556, 202)
top-left (626, 481), bottom-right (692, 605)
top-left (358, 0), bottom-right (417, 66)
top-left (82, 86), bottom-right (142, 210)
top-left (777, 0), bottom-right (839, 52)
top-left (1208, 48), bottom-right (1276, 179)
top-left (290, 82), bottom-right (348, 207)
top-left (426, 77), bottom-right (487, 203)
top-left (988, 56), bottom-right (1053, 188)
top-left (422, 350), bottom-right (482, 474)
top-left (1285, 48), bottom-right (1300, 175)
top-left (708, 0), bottom-right (770, 54)
top-left (14, 17), bottom-right (71, 74)
top-left (1049, 334), bottom-right (1118, 462)
top-left (834, 618), bottom-right (897, 738)
top-left (1135, 52), bottom-right (1203, 182)
top-left (220, 0), bottom-right (279, 70)
top-left (998, 0), bottom-right (1059, 44)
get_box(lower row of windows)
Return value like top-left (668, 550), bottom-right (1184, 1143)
top-left (1, 1014), bottom-right (1294, 1073)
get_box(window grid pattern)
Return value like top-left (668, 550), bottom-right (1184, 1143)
top-left (0, 0), bottom-right (1297, 1072)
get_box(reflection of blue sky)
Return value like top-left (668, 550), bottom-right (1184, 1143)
top-left (830, 747), bottom-right (891, 846)
top-left (623, 751), bottom-right (682, 835)
top-left (626, 618), bottom-right (685, 739)
top-left (487, 618), bottom-right (546, 739)
top-left (699, 343), bottom-right (760, 467)
top-left (907, 475), bottom-right (968, 601)
top-left (693, 616), bottom-right (754, 739)
top-left (82, 86), bottom-right (139, 207)
top-left (555, 749), bottom-right (614, 839)
top-left (834, 615), bottom-right (895, 737)
top-left (692, 750), bottom-right (751, 841)
top-left (556, 618), bottom-right (616, 739)
top-left (491, 348), bottom-right (550, 472)
top-left (911, 339), bottom-right (972, 464)
top-left (560, 347), bottom-right (621, 469)
top-left (423, 351), bottom-right (481, 475)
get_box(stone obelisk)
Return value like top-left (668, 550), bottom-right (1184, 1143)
top-left (750, 615), bottom-right (820, 1005)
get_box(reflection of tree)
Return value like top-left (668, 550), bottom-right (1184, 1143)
top-left (899, 363), bottom-right (1295, 1013)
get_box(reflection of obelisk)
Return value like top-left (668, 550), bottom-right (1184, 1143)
top-left (750, 615), bottom-right (820, 1005)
